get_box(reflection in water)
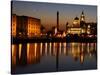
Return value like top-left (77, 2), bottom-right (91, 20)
top-left (19, 44), bottom-right (22, 60)
top-left (12, 42), bottom-right (97, 73)
top-left (59, 42), bottom-right (61, 55)
top-left (71, 43), bottom-right (81, 61)
top-left (12, 44), bottom-right (16, 65)
top-left (27, 43), bottom-right (40, 64)
top-left (63, 42), bottom-right (66, 55)
top-left (53, 42), bottom-right (56, 56)
top-left (49, 42), bottom-right (52, 55)
top-left (40, 43), bottom-right (43, 56)
top-left (45, 43), bottom-right (47, 56)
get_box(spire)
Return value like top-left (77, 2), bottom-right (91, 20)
top-left (80, 9), bottom-right (85, 28)
top-left (66, 22), bottom-right (69, 30)
top-left (80, 9), bottom-right (85, 21)
top-left (82, 8), bottom-right (84, 15)
top-left (82, 10), bottom-right (84, 15)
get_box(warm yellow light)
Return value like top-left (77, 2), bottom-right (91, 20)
top-left (19, 44), bottom-right (22, 59)
top-left (40, 43), bottom-right (43, 55)
top-left (88, 25), bottom-right (90, 28)
top-left (62, 32), bottom-right (66, 37)
top-left (68, 29), bottom-right (70, 33)
top-left (27, 43), bottom-right (30, 59)
top-left (87, 30), bottom-right (90, 34)
top-left (82, 29), bottom-right (85, 33)
top-left (35, 43), bottom-right (37, 57)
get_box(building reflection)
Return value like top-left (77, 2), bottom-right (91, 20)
top-left (12, 42), bottom-right (97, 66)
top-left (27, 43), bottom-right (40, 64)
top-left (19, 44), bottom-right (27, 65)
top-left (12, 44), bottom-right (17, 65)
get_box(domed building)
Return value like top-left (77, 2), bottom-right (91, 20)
top-left (67, 16), bottom-right (81, 35)
top-left (67, 11), bottom-right (86, 35)
top-left (73, 17), bottom-right (80, 27)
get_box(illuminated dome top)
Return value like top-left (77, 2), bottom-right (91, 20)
top-left (74, 17), bottom-right (79, 20)
top-left (73, 16), bottom-right (80, 27)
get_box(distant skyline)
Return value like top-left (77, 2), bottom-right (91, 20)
top-left (12, 1), bottom-right (97, 30)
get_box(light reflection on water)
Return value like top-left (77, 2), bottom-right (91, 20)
top-left (11, 42), bottom-right (97, 73)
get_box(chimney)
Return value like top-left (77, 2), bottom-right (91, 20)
top-left (57, 11), bottom-right (59, 31)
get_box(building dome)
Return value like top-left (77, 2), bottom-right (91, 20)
top-left (74, 17), bottom-right (79, 20)
top-left (73, 16), bottom-right (80, 27)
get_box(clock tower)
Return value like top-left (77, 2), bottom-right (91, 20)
top-left (80, 10), bottom-right (85, 28)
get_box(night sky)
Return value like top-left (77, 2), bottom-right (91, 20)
top-left (12, 1), bottom-right (97, 30)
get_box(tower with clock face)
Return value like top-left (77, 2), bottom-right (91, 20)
top-left (80, 11), bottom-right (85, 28)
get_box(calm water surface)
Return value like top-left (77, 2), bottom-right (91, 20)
top-left (11, 42), bottom-right (97, 74)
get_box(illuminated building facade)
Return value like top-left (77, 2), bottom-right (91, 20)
top-left (67, 11), bottom-right (87, 35)
top-left (67, 28), bottom-right (82, 34)
top-left (11, 14), bottom-right (41, 38)
top-left (52, 26), bottom-right (57, 35)
top-left (11, 14), bottom-right (17, 37)
top-left (28, 17), bottom-right (41, 37)
top-left (17, 16), bottom-right (28, 37)
top-left (67, 16), bottom-right (82, 34)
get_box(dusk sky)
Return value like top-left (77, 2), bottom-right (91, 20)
top-left (12, 1), bottom-right (97, 30)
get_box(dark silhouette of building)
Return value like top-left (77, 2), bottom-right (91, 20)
top-left (57, 11), bottom-right (59, 31)
top-left (66, 22), bottom-right (69, 31)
